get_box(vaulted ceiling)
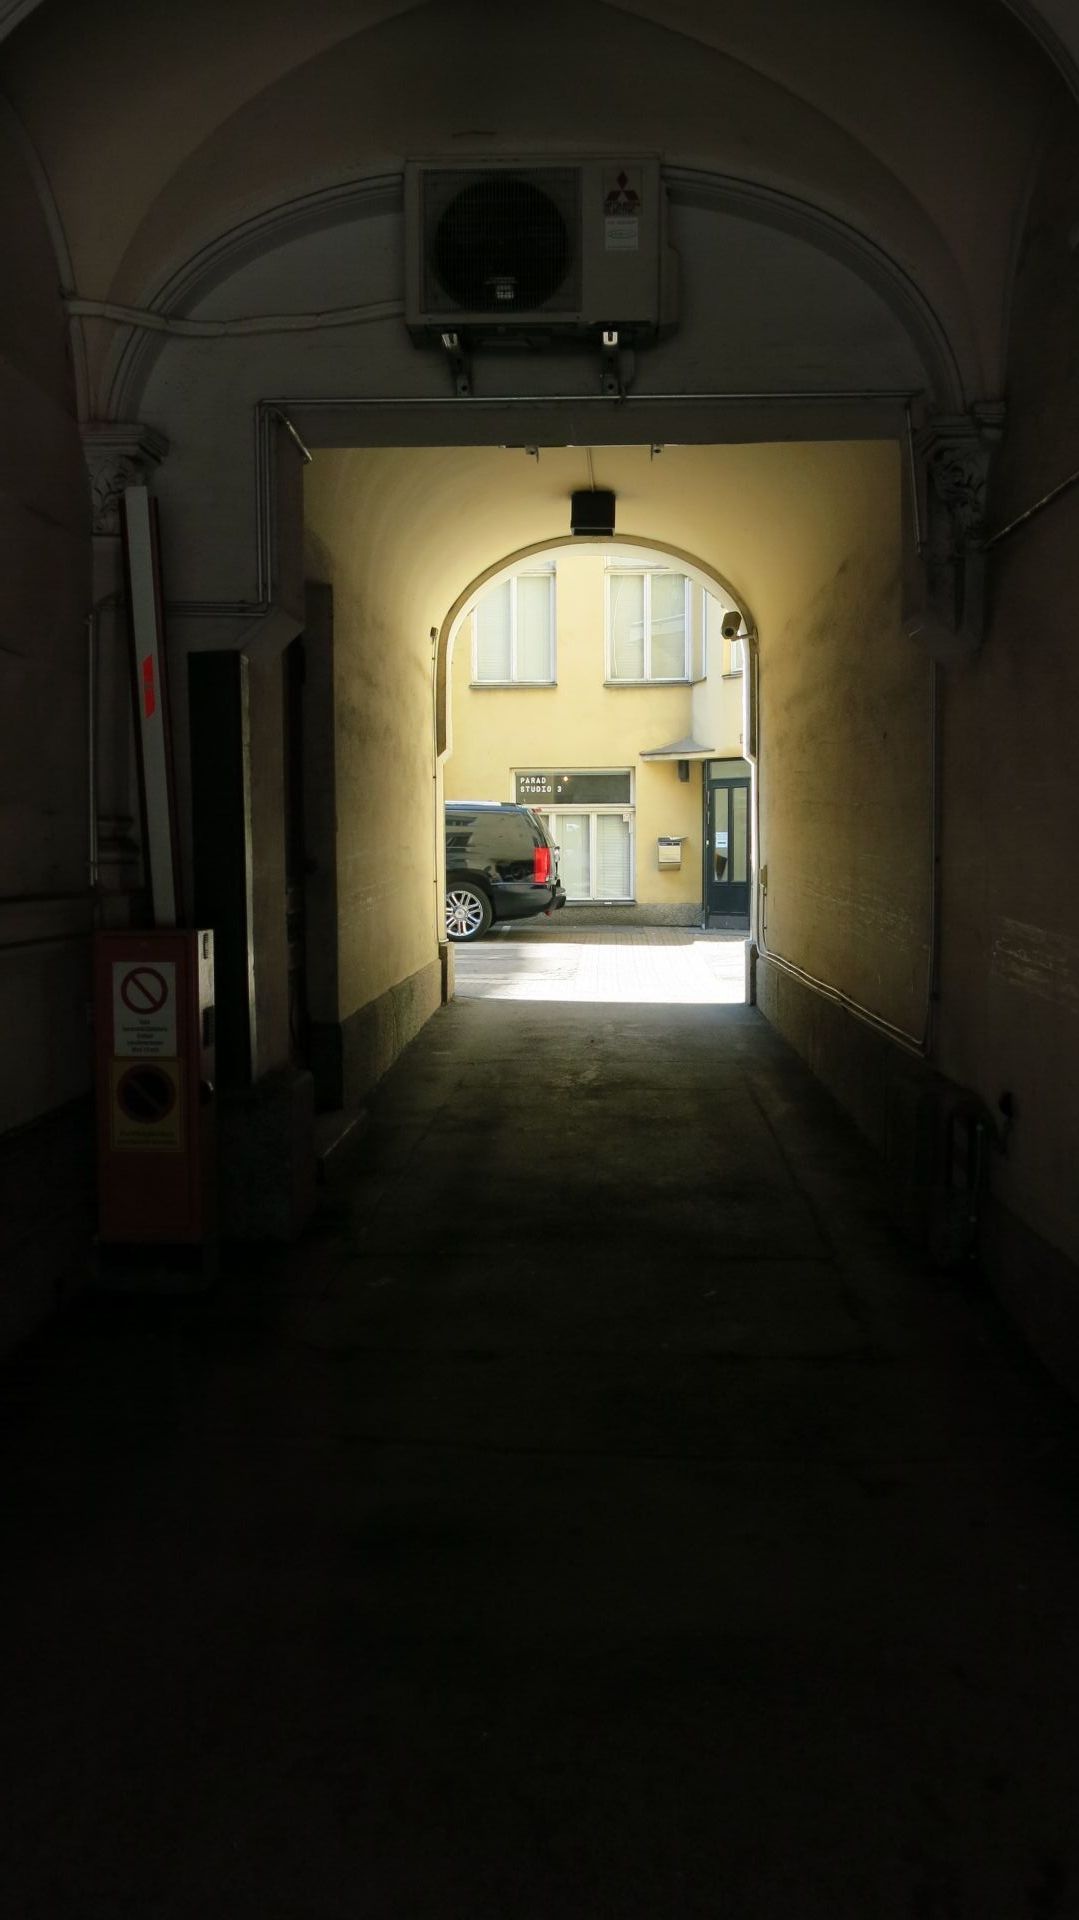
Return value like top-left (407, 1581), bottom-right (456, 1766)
top-left (0, 0), bottom-right (1073, 413)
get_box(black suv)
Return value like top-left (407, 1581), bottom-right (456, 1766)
top-left (444, 802), bottom-right (566, 941)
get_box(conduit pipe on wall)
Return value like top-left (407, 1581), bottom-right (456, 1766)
top-left (904, 402), bottom-right (925, 555)
top-left (65, 297), bottom-right (405, 338)
top-left (278, 389), bottom-right (921, 408)
top-left (983, 464), bottom-right (1079, 548)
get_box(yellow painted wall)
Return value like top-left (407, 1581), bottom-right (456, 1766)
top-left (303, 461), bottom-right (441, 1022)
top-left (445, 545), bottom-right (745, 906)
top-left (304, 442), bottom-right (924, 1035)
top-left (757, 441), bottom-right (930, 1039)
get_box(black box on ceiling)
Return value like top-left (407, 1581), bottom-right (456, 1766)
top-left (570, 488), bottom-right (616, 536)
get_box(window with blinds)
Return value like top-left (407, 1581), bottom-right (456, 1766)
top-left (472, 571), bottom-right (555, 683)
top-left (596, 812), bottom-right (632, 896)
top-left (534, 792), bottom-right (634, 902)
top-left (607, 569), bottom-right (690, 681)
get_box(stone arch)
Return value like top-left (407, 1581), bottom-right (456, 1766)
top-left (101, 164), bottom-right (964, 421)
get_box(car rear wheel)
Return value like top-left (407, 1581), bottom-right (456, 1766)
top-left (445, 883), bottom-right (492, 941)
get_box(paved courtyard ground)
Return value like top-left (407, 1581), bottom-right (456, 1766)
top-left (2, 962), bottom-right (1079, 1917)
top-left (454, 922), bottom-right (747, 1004)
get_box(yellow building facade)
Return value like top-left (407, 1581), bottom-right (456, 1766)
top-left (445, 542), bottom-right (750, 926)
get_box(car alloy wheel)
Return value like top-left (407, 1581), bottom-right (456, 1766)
top-left (445, 885), bottom-right (492, 941)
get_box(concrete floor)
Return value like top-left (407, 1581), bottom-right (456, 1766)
top-left (3, 947), bottom-right (1079, 1917)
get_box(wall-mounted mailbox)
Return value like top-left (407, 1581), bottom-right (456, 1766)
top-left (657, 835), bottom-right (686, 870)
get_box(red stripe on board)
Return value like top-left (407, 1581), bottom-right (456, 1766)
top-left (142, 654), bottom-right (156, 719)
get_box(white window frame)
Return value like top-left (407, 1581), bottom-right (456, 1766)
top-left (527, 768), bottom-right (636, 903)
top-left (470, 568), bottom-right (556, 686)
top-left (605, 568), bottom-right (693, 683)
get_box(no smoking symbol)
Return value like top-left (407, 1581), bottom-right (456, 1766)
top-left (120, 966), bottom-right (168, 1015)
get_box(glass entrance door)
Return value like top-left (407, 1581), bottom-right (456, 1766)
top-left (706, 777), bottom-right (750, 926)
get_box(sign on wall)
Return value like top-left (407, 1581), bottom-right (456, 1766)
top-left (516, 771), bottom-right (632, 805)
top-left (603, 167), bottom-right (642, 253)
top-left (112, 960), bottom-right (177, 1057)
top-left (109, 1058), bottom-right (184, 1152)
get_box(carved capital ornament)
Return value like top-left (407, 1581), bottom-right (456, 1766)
top-left (81, 422), bottom-right (169, 535)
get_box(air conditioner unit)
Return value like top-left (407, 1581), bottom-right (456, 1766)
top-left (404, 157), bottom-right (678, 346)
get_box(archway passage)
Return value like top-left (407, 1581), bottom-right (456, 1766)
top-left (437, 530), bottom-right (752, 1002)
top-left (5, 0), bottom-right (1079, 1907)
top-left (299, 440), bottom-right (928, 1066)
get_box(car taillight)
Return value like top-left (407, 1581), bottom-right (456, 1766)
top-left (533, 844), bottom-right (551, 884)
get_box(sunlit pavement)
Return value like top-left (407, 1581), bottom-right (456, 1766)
top-left (453, 922), bottom-right (747, 1003)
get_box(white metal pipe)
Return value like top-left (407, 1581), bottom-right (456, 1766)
top-left (87, 611), bottom-right (98, 899)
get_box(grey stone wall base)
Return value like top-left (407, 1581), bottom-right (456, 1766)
top-left (550, 903), bottom-right (703, 929)
top-left (745, 940), bottom-right (758, 1004)
top-left (756, 953), bottom-right (1079, 1399)
top-left (309, 1021), bottom-right (345, 1112)
top-left (310, 958), bottom-right (443, 1113)
top-left (757, 955), bottom-right (980, 1253)
top-left (980, 1196), bottom-right (1079, 1405)
top-left (756, 955), bottom-right (932, 1167)
top-left (217, 1067), bottom-right (317, 1242)
top-left (0, 1099), bottom-right (95, 1354)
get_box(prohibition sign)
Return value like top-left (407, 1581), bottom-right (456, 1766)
top-left (117, 1063), bottom-right (177, 1124)
top-left (120, 966), bottom-right (169, 1016)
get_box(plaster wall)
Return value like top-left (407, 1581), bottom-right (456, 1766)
top-left (0, 115), bottom-right (91, 1134)
top-left (307, 442), bottom-right (925, 1039)
top-left (936, 108), bottom-right (1079, 1270)
top-left (445, 545), bottom-right (744, 909)
top-left (303, 460), bottom-right (442, 1029)
top-left (758, 441), bottom-right (932, 1041)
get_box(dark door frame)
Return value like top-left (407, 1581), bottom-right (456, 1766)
top-left (704, 770), bottom-right (751, 930)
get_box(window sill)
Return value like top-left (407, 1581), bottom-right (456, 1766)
top-left (469, 680), bottom-right (557, 690)
top-left (604, 678), bottom-right (692, 689)
top-left (721, 671), bottom-right (744, 681)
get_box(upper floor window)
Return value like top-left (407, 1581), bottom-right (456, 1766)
top-left (472, 571), bottom-right (555, 685)
top-left (607, 570), bottom-right (691, 681)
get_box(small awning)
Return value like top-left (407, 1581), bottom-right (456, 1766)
top-left (639, 736), bottom-right (716, 762)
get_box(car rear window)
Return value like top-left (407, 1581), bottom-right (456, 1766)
top-left (446, 807), bottom-right (541, 853)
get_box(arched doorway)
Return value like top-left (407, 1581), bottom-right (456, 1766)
top-left (437, 534), bottom-right (757, 942)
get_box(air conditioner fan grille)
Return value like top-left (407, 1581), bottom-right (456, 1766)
top-left (425, 171), bottom-right (579, 315)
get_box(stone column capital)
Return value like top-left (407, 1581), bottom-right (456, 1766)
top-left (81, 421), bottom-right (169, 535)
top-left (904, 404), bottom-right (1006, 661)
top-left (914, 409), bottom-right (1003, 543)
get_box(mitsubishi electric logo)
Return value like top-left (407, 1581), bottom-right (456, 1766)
top-left (603, 166), bottom-right (642, 253)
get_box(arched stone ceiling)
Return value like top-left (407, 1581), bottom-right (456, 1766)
top-left (1, 0), bottom-right (1075, 94)
top-left (0, 0), bottom-right (1072, 403)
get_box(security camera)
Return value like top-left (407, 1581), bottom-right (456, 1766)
top-left (720, 610), bottom-right (742, 640)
